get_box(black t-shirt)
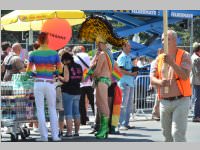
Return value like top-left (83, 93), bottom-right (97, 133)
top-left (61, 62), bottom-right (83, 95)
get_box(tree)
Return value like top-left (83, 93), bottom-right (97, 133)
top-left (193, 18), bottom-right (200, 43)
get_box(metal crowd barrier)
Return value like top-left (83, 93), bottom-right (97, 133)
top-left (132, 74), bottom-right (194, 120)
top-left (133, 75), bottom-right (156, 120)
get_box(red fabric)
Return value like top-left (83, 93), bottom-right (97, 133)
top-left (113, 85), bottom-right (122, 105)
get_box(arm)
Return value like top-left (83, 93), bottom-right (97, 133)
top-left (93, 53), bottom-right (105, 76)
top-left (164, 53), bottom-right (191, 80)
top-left (90, 51), bottom-right (101, 68)
top-left (117, 56), bottom-right (137, 77)
top-left (150, 58), bottom-right (169, 87)
top-left (150, 73), bottom-right (168, 87)
top-left (119, 68), bottom-right (138, 76)
top-left (171, 63), bottom-right (190, 80)
top-left (58, 65), bottom-right (69, 82)
top-left (1, 63), bottom-right (5, 73)
top-left (55, 54), bottom-right (63, 75)
top-left (26, 54), bottom-right (34, 76)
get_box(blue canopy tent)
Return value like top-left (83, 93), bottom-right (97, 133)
top-left (84, 10), bottom-right (200, 58)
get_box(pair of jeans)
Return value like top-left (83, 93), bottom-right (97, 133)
top-left (193, 85), bottom-right (200, 118)
top-left (62, 92), bottom-right (80, 120)
top-left (119, 83), bottom-right (134, 127)
top-left (160, 97), bottom-right (190, 142)
top-left (34, 81), bottom-right (59, 139)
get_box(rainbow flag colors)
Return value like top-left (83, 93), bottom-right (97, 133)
top-left (112, 66), bottom-right (123, 81)
top-left (104, 49), bottom-right (114, 71)
top-left (111, 85), bottom-right (122, 127)
top-left (83, 69), bottom-right (89, 81)
top-left (83, 68), bottom-right (94, 81)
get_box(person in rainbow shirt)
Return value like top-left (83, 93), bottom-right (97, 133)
top-left (26, 32), bottom-right (62, 142)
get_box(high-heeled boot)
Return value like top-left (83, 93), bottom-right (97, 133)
top-left (95, 115), bottom-right (109, 139)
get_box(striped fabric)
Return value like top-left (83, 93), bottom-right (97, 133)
top-left (111, 84), bottom-right (122, 127)
top-left (26, 49), bottom-right (62, 79)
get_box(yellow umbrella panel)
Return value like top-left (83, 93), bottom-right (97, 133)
top-left (1, 10), bottom-right (86, 31)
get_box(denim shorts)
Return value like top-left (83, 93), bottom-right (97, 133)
top-left (62, 92), bottom-right (80, 120)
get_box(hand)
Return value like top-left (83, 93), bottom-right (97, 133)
top-left (163, 54), bottom-right (175, 66)
top-left (159, 79), bottom-right (170, 87)
top-left (131, 71), bottom-right (138, 76)
top-left (57, 75), bottom-right (64, 82)
top-left (96, 50), bottom-right (101, 55)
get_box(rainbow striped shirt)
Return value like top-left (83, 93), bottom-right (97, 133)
top-left (26, 49), bottom-right (62, 79)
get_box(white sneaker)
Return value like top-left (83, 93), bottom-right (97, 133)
top-left (52, 137), bottom-right (62, 142)
top-left (119, 126), bottom-right (128, 130)
top-left (35, 137), bottom-right (48, 142)
top-left (33, 128), bottom-right (39, 132)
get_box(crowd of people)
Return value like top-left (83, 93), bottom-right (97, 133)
top-left (1, 28), bottom-right (200, 142)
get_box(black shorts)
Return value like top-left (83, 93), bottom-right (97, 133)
top-left (108, 82), bottom-right (117, 97)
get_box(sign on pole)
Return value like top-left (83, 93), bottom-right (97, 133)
top-left (163, 10), bottom-right (169, 93)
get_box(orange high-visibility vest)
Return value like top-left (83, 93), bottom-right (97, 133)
top-left (157, 49), bottom-right (192, 100)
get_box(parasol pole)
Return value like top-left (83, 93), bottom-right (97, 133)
top-left (163, 10), bottom-right (169, 93)
top-left (29, 29), bottom-right (33, 46)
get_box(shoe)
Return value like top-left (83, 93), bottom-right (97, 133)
top-left (109, 126), bottom-right (120, 135)
top-left (152, 114), bottom-right (160, 121)
top-left (64, 125), bottom-right (67, 129)
top-left (152, 116), bottom-right (160, 121)
top-left (192, 117), bottom-right (200, 122)
top-left (95, 114), bottom-right (109, 139)
top-left (62, 134), bottom-right (73, 139)
top-left (58, 130), bottom-right (63, 137)
top-left (35, 137), bottom-right (48, 142)
top-left (125, 125), bottom-right (136, 129)
top-left (89, 129), bottom-right (97, 134)
top-left (81, 122), bottom-right (86, 125)
top-left (119, 126), bottom-right (128, 130)
top-left (73, 133), bottom-right (79, 137)
top-left (86, 116), bottom-right (89, 122)
top-left (81, 119), bottom-right (86, 125)
top-left (33, 128), bottom-right (39, 132)
top-left (110, 130), bottom-right (120, 135)
top-left (52, 137), bottom-right (62, 142)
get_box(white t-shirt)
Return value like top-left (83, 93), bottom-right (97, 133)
top-left (137, 60), bottom-right (144, 67)
top-left (73, 52), bottom-right (92, 87)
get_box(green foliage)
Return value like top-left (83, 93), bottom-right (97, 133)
top-left (193, 19), bottom-right (200, 43)
top-left (88, 50), bottom-right (94, 57)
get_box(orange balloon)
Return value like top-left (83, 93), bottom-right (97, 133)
top-left (41, 18), bottom-right (72, 50)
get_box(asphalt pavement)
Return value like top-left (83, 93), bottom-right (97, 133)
top-left (1, 115), bottom-right (200, 142)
